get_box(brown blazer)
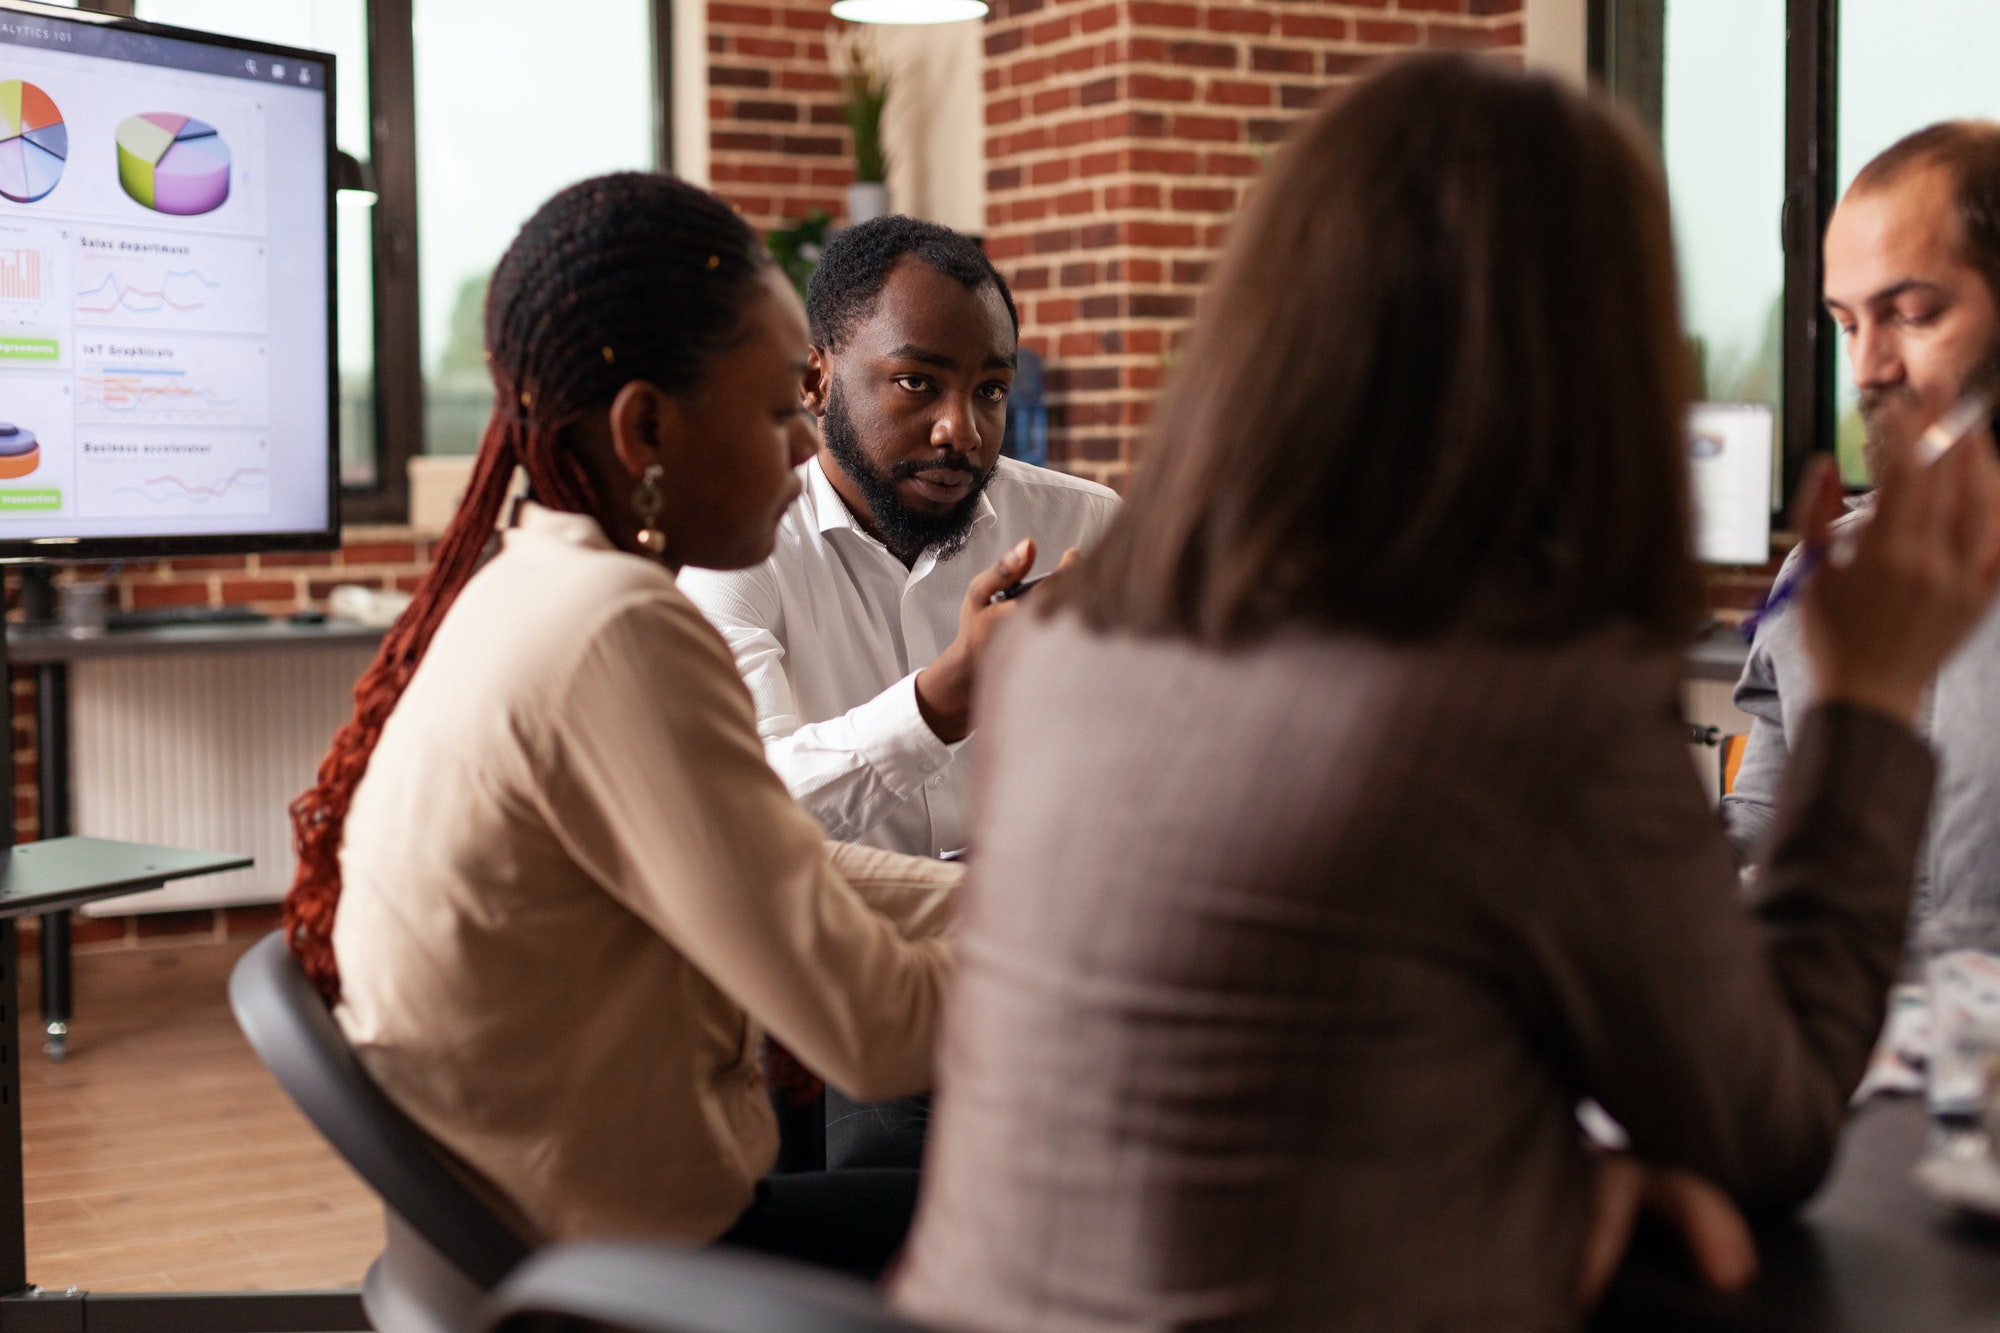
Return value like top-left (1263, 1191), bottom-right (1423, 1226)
top-left (896, 615), bottom-right (1934, 1333)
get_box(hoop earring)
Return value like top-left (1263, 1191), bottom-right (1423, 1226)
top-left (632, 464), bottom-right (668, 558)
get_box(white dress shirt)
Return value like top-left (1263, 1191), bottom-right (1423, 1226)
top-left (678, 455), bottom-right (1120, 856)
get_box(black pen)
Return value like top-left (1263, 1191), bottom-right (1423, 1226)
top-left (1742, 389), bottom-right (1993, 639)
top-left (988, 572), bottom-right (1053, 605)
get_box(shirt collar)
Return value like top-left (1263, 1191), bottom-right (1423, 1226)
top-left (508, 501), bottom-right (615, 552)
top-left (805, 454), bottom-right (1001, 546)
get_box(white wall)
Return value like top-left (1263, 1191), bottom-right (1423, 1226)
top-left (672, 0), bottom-right (710, 185)
top-left (872, 19), bottom-right (986, 233)
top-left (1525, 0), bottom-right (1588, 88)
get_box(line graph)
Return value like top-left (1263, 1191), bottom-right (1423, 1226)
top-left (71, 231), bottom-right (266, 335)
top-left (80, 369), bottom-right (237, 412)
top-left (81, 431), bottom-right (271, 519)
top-left (75, 269), bottom-right (221, 316)
top-left (109, 467), bottom-right (266, 505)
top-left (76, 339), bottom-right (267, 429)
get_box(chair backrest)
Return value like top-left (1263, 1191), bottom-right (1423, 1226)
top-left (228, 930), bottom-right (532, 1289)
top-left (1720, 733), bottom-right (1749, 800)
top-left (482, 1241), bottom-right (938, 1333)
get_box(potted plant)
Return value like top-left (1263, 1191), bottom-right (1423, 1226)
top-left (829, 24), bottom-right (890, 222)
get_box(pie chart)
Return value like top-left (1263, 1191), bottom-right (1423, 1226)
top-left (0, 81), bottom-right (67, 205)
top-left (116, 113), bottom-right (230, 216)
top-left (0, 424), bottom-right (40, 480)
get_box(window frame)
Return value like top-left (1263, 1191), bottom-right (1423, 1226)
top-left (1590, 0), bottom-right (1840, 511)
top-left (81, 0), bottom-right (678, 525)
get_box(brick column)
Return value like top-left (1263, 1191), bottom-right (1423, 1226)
top-left (707, 1), bottom-right (855, 232)
top-left (984, 0), bottom-right (1524, 490)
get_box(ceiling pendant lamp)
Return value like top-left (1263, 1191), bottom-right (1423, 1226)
top-left (830, 0), bottom-right (989, 23)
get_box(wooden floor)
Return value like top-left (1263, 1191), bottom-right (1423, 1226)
top-left (19, 938), bottom-right (381, 1293)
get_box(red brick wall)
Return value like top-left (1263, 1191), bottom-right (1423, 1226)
top-left (707, 1), bottom-right (855, 231)
top-left (6, 530), bottom-right (432, 838)
top-left (983, 0), bottom-right (1524, 489)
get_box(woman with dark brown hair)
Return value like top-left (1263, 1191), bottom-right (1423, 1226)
top-left (895, 54), bottom-right (2000, 1330)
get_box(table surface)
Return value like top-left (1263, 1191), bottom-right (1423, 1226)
top-left (1686, 627), bottom-right (1754, 683)
top-left (5, 617), bottom-right (386, 664)
top-left (0, 836), bottom-right (252, 920)
top-left (1596, 1099), bottom-right (2000, 1331)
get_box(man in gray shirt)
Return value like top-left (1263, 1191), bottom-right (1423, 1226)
top-left (1726, 121), bottom-right (2000, 930)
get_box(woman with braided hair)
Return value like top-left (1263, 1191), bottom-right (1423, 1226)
top-left (287, 173), bottom-right (957, 1277)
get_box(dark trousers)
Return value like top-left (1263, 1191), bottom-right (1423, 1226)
top-left (826, 1089), bottom-right (931, 1171)
top-left (715, 1168), bottom-right (920, 1281)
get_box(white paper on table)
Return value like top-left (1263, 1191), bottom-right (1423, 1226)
top-left (1854, 983), bottom-right (1931, 1104)
top-left (1928, 951), bottom-right (2000, 1116)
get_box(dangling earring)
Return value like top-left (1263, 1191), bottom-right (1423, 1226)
top-left (632, 464), bottom-right (668, 557)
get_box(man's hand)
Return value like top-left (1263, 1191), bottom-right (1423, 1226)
top-left (916, 539), bottom-right (1036, 743)
top-left (1800, 420), bottom-right (2000, 729)
top-left (1575, 1153), bottom-right (1758, 1311)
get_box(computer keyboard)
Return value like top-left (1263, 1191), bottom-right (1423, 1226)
top-left (106, 604), bottom-right (270, 631)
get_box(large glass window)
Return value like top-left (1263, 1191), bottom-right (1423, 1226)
top-left (1600, 0), bottom-right (1788, 544)
top-left (134, 2), bottom-right (379, 486)
top-left (1661, 3), bottom-right (1786, 430)
top-left (1835, 0), bottom-right (2000, 481)
top-left (412, 0), bottom-right (655, 456)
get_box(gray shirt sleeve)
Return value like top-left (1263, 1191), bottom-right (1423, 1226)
top-left (1720, 545), bottom-right (1813, 864)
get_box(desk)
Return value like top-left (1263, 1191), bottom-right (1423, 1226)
top-left (6, 621), bottom-right (386, 1060)
top-left (1686, 626), bottom-right (1753, 683)
top-left (1595, 1099), bottom-right (2000, 1331)
top-left (0, 837), bottom-right (360, 1331)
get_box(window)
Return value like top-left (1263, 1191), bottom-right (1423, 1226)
top-left (1596, 0), bottom-right (2000, 502)
top-left (412, 0), bottom-right (657, 456)
top-left (1598, 1), bottom-right (1789, 519)
top-left (1660, 5), bottom-right (1786, 431)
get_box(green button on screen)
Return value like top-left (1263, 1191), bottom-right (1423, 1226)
top-left (0, 335), bottom-right (58, 362)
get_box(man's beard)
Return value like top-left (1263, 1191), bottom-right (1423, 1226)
top-left (1861, 341), bottom-right (2000, 481)
top-left (821, 379), bottom-right (996, 562)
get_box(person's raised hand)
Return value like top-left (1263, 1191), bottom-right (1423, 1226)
top-left (1801, 420), bottom-right (2000, 729)
top-left (915, 538), bottom-right (1036, 743)
top-left (1575, 1153), bottom-right (1758, 1311)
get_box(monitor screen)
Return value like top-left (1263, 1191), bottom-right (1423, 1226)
top-left (1688, 401), bottom-right (1775, 567)
top-left (0, 1), bottom-right (335, 561)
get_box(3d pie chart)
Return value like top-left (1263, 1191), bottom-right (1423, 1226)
top-left (0, 424), bottom-right (41, 480)
top-left (116, 112), bottom-right (230, 216)
top-left (0, 81), bottom-right (67, 205)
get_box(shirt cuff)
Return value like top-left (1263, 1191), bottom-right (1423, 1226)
top-left (852, 671), bottom-right (962, 798)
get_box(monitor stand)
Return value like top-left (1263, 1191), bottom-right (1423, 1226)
top-left (9, 564), bottom-right (70, 1061)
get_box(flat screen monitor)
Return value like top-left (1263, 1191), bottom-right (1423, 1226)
top-left (1688, 401), bottom-right (1775, 567)
top-left (0, 1), bottom-right (335, 561)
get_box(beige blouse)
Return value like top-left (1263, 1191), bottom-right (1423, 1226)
top-left (332, 504), bottom-right (957, 1243)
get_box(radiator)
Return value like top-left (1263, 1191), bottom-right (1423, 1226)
top-left (68, 644), bottom-right (378, 914)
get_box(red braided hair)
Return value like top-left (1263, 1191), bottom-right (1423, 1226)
top-left (285, 174), bottom-right (770, 1004)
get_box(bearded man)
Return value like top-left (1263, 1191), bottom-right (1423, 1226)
top-left (677, 217), bottom-right (1118, 1171)
top-left (1725, 121), bottom-right (2000, 933)
top-left (680, 216), bottom-right (1118, 859)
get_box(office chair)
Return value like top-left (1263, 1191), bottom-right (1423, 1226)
top-left (1719, 733), bottom-right (1749, 801)
top-left (229, 931), bottom-right (534, 1333)
top-left (480, 1241), bottom-right (937, 1333)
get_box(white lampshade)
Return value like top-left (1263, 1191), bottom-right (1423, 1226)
top-left (831, 0), bottom-right (989, 23)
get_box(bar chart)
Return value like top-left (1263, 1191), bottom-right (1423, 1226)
top-left (0, 248), bottom-right (42, 304)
